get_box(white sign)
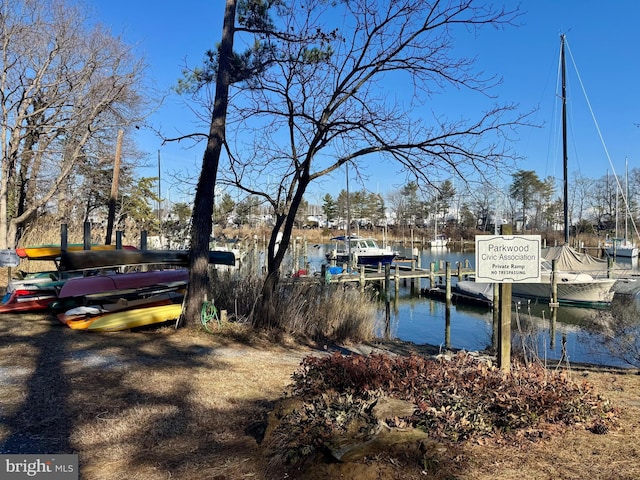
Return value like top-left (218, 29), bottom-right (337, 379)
top-left (475, 235), bottom-right (541, 283)
top-left (0, 249), bottom-right (20, 267)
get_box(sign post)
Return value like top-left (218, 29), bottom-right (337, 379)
top-left (475, 232), bottom-right (541, 372)
top-left (0, 250), bottom-right (20, 267)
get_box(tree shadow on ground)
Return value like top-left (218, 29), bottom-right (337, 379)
top-left (0, 313), bottom-right (302, 478)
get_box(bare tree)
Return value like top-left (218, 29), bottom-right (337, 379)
top-left (0, 0), bottom-right (146, 248)
top-left (176, 1), bottom-right (533, 329)
top-left (219, 1), bottom-right (532, 327)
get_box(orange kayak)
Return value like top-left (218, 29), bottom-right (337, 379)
top-left (16, 244), bottom-right (137, 260)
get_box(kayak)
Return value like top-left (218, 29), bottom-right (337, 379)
top-left (86, 304), bottom-right (183, 332)
top-left (16, 244), bottom-right (137, 261)
top-left (58, 292), bottom-right (182, 329)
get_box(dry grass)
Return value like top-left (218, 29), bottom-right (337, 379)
top-left (209, 271), bottom-right (378, 343)
top-left (0, 313), bottom-right (639, 479)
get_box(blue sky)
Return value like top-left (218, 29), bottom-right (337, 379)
top-left (90, 1), bottom-right (640, 203)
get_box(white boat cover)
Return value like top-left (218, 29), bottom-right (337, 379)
top-left (543, 245), bottom-right (611, 274)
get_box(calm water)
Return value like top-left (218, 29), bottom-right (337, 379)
top-left (298, 242), bottom-right (633, 369)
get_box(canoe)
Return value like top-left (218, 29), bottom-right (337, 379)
top-left (86, 303), bottom-right (183, 332)
top-left (58, 249), bottom-right (235, 271)
top-left (57, 269), bottom-right (189, 299)
top-left (16, 244), bottom-right (137, 260)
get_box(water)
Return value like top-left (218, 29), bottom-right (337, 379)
top-left (299, 242), bottom-right (635, 369)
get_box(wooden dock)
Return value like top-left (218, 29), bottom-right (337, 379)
top-left (315, 259), bottom-right (475, 295)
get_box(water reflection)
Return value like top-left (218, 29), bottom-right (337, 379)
top-left (296, 242), bottom-right (632, 368)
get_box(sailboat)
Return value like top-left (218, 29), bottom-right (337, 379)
top-left (429, 216), bottom-right (448, 248)
top-left (604, 160), bottom-right (638, 258)
top-left (457, 35), bottom-right (616, 307)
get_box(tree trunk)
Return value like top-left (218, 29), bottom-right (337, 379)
top-left (254, 173), bottom-right (310, 329)
top-left (180, 0), bottom-right (236, 328)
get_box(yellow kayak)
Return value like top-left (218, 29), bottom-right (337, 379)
top-left (86, 304), bottom-right (182, 332)
top-left (16, 244), bottom-right (136, 260)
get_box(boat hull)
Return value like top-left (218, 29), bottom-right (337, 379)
top-left (327, 253), bottom-right (396, 266)
top-left (326, 236), bottom-right (397, 266)
top-left (16, 244), bottom-right (136, 260)
top-left (57, 269), bottom-right (189, 299)
top-left (59, 249), bottom-right (235, 270)
top-left (0, 290), bottom-right (57, 313)
top-left (58, 292), bottom-right (181, 329)
top-left (456, 275), bottom-right (615, 308)
top-left (511, 279), bottom-right (615, 307)
top-left (604, 246), bottom-right (639, 258)
top-left (86, 304), bottom-right (183, 332)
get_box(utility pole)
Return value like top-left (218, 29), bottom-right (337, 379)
top-left (105, 129), bottom-right (123, 245)
top-left (158, 150), bottom-right (162, 246)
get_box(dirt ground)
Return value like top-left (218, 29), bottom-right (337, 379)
top-left (1, 312), bottom-right (639, 479)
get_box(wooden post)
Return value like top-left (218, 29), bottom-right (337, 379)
top-left (384, 263), bottom-right (391, 338)
top-left (498, 283), bottom-right (512, 372)
top-left (550, 307), bottom-right (557, 350)
top-left (60, 224), bottom-right (68, 252)
top-left (429, 261), bottom-right (435, 289)
top-left (83, 221), bottom-right (91, 250)
top-left (253, 235), bottom-right (259, 276)
top-left (492, 282), bottom-right (499, 350)
top-left (303, 237), bottom-right (308, 273)
top-left (394, 264), bottom-right (400, 295)
top-left (445, 301), bottom-right (451, 349)
top-left (384, 263), bottom-right (391, 298)
top-left (550, 258), bottom-right (559, 307)
top-left (445, 261), bottom-right (452, 303)
top-left (359, 265), bottom-right (365, 292)
top-left (498, 224), bottom-right (512, 372)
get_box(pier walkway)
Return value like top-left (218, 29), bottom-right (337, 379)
top-left (285, 259), bottom-right (475, 297)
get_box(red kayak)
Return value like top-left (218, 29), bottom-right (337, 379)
top-left (0, 289), bottom-right (57, 313)
top-left (57, 269), bottom-right (189, 299)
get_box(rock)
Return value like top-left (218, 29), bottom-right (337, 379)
top-left (326, 396), bottom-right (428, 462)
top-left (327, 425), bottom-right (430, 462)
top-left (371, 396), bottom-right (417, 420)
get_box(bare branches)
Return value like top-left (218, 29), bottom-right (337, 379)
top-left (0, 0), bottom-right (147, 247)
top-left (222, 0), bottom-right (532, 213)
top-left (177, 1), bottom-right (535, 318)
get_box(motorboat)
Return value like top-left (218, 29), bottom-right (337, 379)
top-left (429, 234), bottom-right (449, 248)
top-left (325, 235), bottom-right (397, 266)
top-left (604, 238), bottom-right (638, 259)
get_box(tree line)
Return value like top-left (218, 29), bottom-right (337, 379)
top-left (197, 165), bottom-right (636, 243)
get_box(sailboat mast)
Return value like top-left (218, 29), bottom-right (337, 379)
top-left (625, 158), bottom-right (629, 242)
top-left (561, 34), bottom-right (569, 245)
top-left (346, 161), bottom-right (351, 264)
